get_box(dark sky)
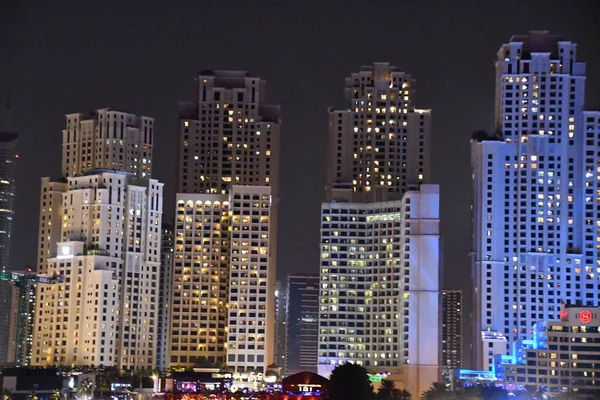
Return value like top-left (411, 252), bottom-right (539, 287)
top-left (1, 0), bottom-right (599, 366)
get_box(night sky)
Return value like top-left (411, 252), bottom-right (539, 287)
top-left (1, 0), bottom-right (599, 366)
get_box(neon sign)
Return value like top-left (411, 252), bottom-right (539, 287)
top-left (579, 310), bottom-right (592, 324)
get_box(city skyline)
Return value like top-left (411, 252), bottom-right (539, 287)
top-left (1, 0), bottom-right (600, 368)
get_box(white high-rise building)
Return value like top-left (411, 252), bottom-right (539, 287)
top-left (471, 31), bottom-right (600, 371)
top-left (31, 109), bottom-right (163, 370)
top-left (169, 186), bottom-right (274, 372)
top-left (318, 63), bottom-right (441, 397)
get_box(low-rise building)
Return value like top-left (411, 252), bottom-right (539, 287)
top-left (500, 305), bottom-right (600, 395)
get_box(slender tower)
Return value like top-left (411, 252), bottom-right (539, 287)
top-left (0, 131), bottom-right (18, 363)
top-left (0, 92), bottom-right (18, 364)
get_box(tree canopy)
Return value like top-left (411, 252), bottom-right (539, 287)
top-left (329, 363), bottom-right (376, 400)
top-left (377, 379), bottom-right (411, 400)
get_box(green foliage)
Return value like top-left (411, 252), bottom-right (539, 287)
top-left (377, 380), bottom-right (412, 400)
top-left (329, 363), bottom-right (376, 400)
top-left (420, 382), bottom-right (452, 400)
top-left (2, 389), bottom-right (12, 400)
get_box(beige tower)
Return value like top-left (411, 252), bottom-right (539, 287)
top-left (62, 108), bottom-right (153, 178)
top-left (169, 71), bottom-right (280, 373)
top-left (32, 109), bottom-right (163, 370)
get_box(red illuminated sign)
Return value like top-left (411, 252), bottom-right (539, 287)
top-left (559, 309), bottom-right (568, 320)
top-left (579, 310), bottom-right (592, 324)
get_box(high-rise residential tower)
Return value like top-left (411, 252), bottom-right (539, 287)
top-left (471, 31), bottom-right (600, 371)
top-left (0, 131), bottom-right (18, 363)
top-left (285, 273), bottom-right (318, 376)
top-left (318, 63), bottom-right (441, 397)
top-left (31, 109), bottom-right (163, 369)
top-left (170, 70), bottom-right (280, 374)
top-left (441, 290), bottom-right (462, 376)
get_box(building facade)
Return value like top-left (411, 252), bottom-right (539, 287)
top-left (176, 70), bottom-right (280, 196)
top-left (157, 223), bottom-right (174, 371)
top-left (318, 63), bottom-right (441, 397)
top-left (62, 108), bottom-right (153, 178)
top-left (499, 305), bottom-right (600, 394)
top-left (169, 186), bottom-right (274, 372)
top-left (285, 273), bottom-right (318, 376)
top-left (0, 131), bottom-right (18, 364)
top-left (471, 31), bottom-right (600, 371)
top-left (442, 290), bottom-right (462, 376)
top-left (325, 63), bottom-right (431, 203)
top-left (31, 170), bottom-right (163, 369)
top-left (31, 109), bottom-right (163, 370)
top-left (170, 71), bottom-right (281, 374)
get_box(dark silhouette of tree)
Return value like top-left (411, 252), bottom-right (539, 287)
top-left (377, 379), bottom-right (403, 400)
top-left (2, 389), bottom-right (12, 400)
top-left (398, 389), bottom-right (412, 400)
top-left (480, 385), bottom-right (508, 400)
top-left (329, 363), bottom-right (375, 400)
top-left (552, 391), bottom-right (600, 400)
top-left (457, 385), bottom-right (482, 400)
top-left (519, 385), bottom-right (542, 400)
top-left (420, 382), bottom-right (452, 400)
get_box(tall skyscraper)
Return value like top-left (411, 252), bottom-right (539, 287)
top-left (442, 290), bottom-right (462, 373)
top-left (471, 31), bottom-right (600, 371)
top-left (285, 273), bottom-right (318, 376)
top-left (0, 131), bottom-right (18, 363)
top-left (318, 63), bottom-right (441, 397)
top-left (31, 109), bottom-right (163, 369)
top-left (156, 223), bottom-right (174, 371)
top-left (169, 71), bottom-right (280, 374)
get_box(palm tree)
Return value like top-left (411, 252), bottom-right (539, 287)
top-left (377, 380), bottom-right (402, 400)
top-left (420, 382), bottom-right (451, 400)
top-left (2, 389), bottom-right (12, 400)
top-left (398, 389), bottom-right (412, 400)
top-left (51, 389), bottom-right (61, 400)
top-left (27, 390), bottom-right (37, 400)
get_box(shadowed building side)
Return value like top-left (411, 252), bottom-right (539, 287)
top-left (0, 131), bottom-right (18, 364)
